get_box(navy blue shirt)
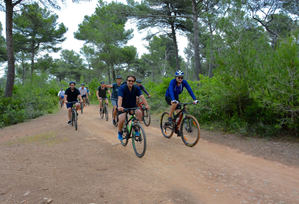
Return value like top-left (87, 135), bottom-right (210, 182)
top-left (138, 84), bottom-right (150, 96)
top-left (111, 83), bottom-right (121, 100)
top-left (118, 84), bottom-right (142, 108)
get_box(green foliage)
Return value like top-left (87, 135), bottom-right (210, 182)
top-left (0, 75), bottom-right (60, 128)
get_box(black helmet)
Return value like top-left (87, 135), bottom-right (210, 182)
top-left (116, 75), bottom-right (122, 79)
top-left (69, 81), bottom-right (76, 85)
top-left (81, 83), bottom-right (85, 86)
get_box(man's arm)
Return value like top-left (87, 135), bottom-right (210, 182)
top-left (183, 80), bottom-right (196, 100)
top-left (64, 94), bottom-right (68, 103)
top-left (139, 95), bottom-right (150, 109)
top-left (106, 84), bottom-right (113, 88)
top-left (118, 96), bottom-right (123, 111)
top-left (96, 90), bottom-right (100, 100)
top-left (141, 85), bottom-right (150, 97)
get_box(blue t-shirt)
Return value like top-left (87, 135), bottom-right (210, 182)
top-left (118, 84), bottom-right (142, 108)
top-left (138, 84), bottom-right (150, 96)
top-left (165, 79), bottom-right (196, 101)
top-left (111, 83), bottom-right (121, 100)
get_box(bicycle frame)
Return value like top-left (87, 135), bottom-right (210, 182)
top-left (125, 113), bottom-right (136, 137)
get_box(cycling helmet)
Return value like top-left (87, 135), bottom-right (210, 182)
top-left (116, 75), bottom-right (122, 79)
top-left (136, 79), bottom-right (142, 83)
top-left (175, 70), bottom-right (184, 77)
top-left (69, 81), bottom-right (76, 85)
top-left (100, 81), bottom-right (105, 85)
top-left (81, 83), bottom-right (85, 86)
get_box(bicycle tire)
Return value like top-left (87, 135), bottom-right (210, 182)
top-left (104, 104), bottom-right (108, 121)
top-left (74, 110), bottom-right (78, 131)
top-left (132, 123), bottom-right (146, 158)
top-left (100, 108), bottom-right (104, 119)
top-left (180, 115), bottom-right (200, 147)
top-left (143, 108), bottom-right (151, 127)
top-left (80, 103), bottom-right (83, 114)
top-left (71, 110), bottom-right (74, 126)
top-left (160, 112), bottom-right (174, 138)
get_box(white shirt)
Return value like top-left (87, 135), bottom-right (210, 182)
top-left (79, 87), bottom-right (87, 96)
top-left (58, 90), bottom-right (65, 97)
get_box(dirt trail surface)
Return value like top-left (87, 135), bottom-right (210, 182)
top-left (0, 105), bottom-right (298, 204)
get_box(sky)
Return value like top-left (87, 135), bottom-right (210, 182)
top-left (0, 0), bottom-right (188, 76)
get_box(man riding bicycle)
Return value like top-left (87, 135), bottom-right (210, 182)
top-left (136, 79), bottom-right (151, 98)
top-left (64, 81), bottom-right (83, 124)
top-left (96, 81), bottom-right (111, 113)
top-left (79, 83), bottom-right (88, 107)
top-left (117, 75), bottom-right (150, 141)
top-left (106, 75), bottom-right (123, 126)
top-left (58, 88), bottom-right (65, 107)
top-left (165, 70), bottom-right (198, 135)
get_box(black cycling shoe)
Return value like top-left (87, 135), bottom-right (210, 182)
top-left (112, 119), bottom-right (116, 126)
top-left (67, 120), bottom-right (72, 125)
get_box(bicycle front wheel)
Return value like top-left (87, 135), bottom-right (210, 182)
top-left (160, 112), bottom-right (174, 138)
top-left (180, 115), bottom-right (200, 147)
top-left (104, 105), bottom-right (108, 121)
top-left (143, 108), bottom-right (151, 127)
top-left (132, 123), bottom-right (146, 158)
top-left (74, 110), bottom-right (78, 131)
top-left (80, 103), bottom-right (83, 114)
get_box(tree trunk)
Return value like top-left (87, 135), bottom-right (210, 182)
top-left (21, 53), bottom-right (25, 84)
top-left (4, 0), bottom-right (15, 97)
top-left (107, 66), bottom-right (111, 84)
top-left (30, 47), bottom-right (35, 78)
top-left (112, 65), bottom-right (116, 82)
top-left (192, 0), bottom-right (201, 80)
top-left (170, 23), bottom-right (180, 70)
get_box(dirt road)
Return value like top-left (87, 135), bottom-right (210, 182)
top-left (0, 105), bottom-right (298, 204)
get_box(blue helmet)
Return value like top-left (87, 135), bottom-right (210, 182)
top-left (175, 70), bottom-right (184, 77)
top-left (136, 79), bottom-right (142, 83)
top-left (69, 81), bottom-right (76, 85)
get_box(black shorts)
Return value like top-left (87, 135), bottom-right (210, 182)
top-left (165, 96), bottom-right (181, 109)
top-left (82, 95), bottom-right (87, 98)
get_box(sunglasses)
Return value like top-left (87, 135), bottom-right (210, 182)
top-left (127, 80), bottom-right (135, 83)
top-left (177, 77), bottom-right (183, 80)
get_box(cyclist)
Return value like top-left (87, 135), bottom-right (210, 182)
top-left (58, 88), bottom-right (65, 107)
top-left (165, 70), bottom-right (198, 135)
top-left (117, 75), bottom-right (150, 141)
top-left (136, 79), bottom-right (151, 98)
top-left (86, 87), bottom-right (91, 105)
top-left (106, 75), bottom-right (123, 126)
top-left (79, 83), bottom-right (88, 106)
top-left (64, 81), bottom-right (83, 124)
top-left (96, 81), bottom-right (111, 113)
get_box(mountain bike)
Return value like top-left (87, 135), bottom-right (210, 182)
top-left (138, 100), bottom-right (151, 127)
top-left (99, 102), bottom-right (108, 121)
top-left (160, 102), bottom-right (200, 147)
top-left (120, 108), bottom-right (147, 158)
top-left (67, 102), bottom-right (79, 131)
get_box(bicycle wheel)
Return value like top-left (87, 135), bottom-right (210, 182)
top-left (132, 123), bottom-right (146, 158)
top-left (180, 115), bottom-right (200, 147)
top-left (160, 112), bottom-right (174, 138)
top-left (80, 102), bottom-right (83, 114)
top-left (71, 110), bottom-right (74, 126)
top-left (143, 108), bottom-right (151, 127)
top-left (100, 108), bottom-right (104, 119)
top-left (104, 104), bottom-right (108, 121)
top-left (74, 110), bottom-right (78, 131)
top-left (121, 125), bottom-right (129, 146)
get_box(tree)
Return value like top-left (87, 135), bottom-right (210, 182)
top-left (0, 22), bottom-right (6, 62)
top-left (131, 0), bottom-right (192, 70)
top-left (75, 1), bottom-right (133, 83)
top-left (13, 3), bottom-right (66, 77)
top-left (1, 0), bottom-right (79, 97)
